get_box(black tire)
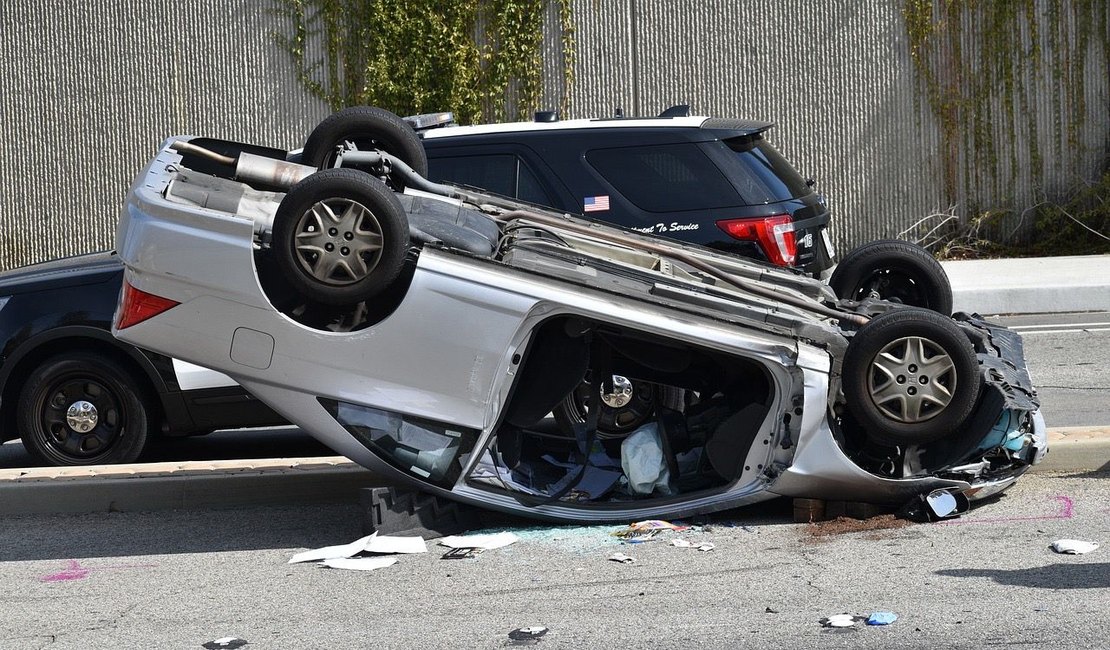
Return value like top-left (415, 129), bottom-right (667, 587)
top-left (302, 106), bottom-right (429, 177)
top-left (553, 377), bottom-right (684, 439)
top-left (18, 353), bottom-right (151, 466)
top-left (830, 240), bottom-right (953, 314)
top-left (272, 169), bottom-right (410, 307)
top-left (842, 308), bottom-right (979, 446)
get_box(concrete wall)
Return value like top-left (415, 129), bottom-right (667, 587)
top-left (0, 1), bottom-right (1105, 270)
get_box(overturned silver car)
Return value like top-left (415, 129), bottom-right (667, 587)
top-left (113, 108), bottom-right (1045, 522)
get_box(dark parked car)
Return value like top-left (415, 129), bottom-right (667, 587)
top-left (0, 252), bottom-right (283, 465)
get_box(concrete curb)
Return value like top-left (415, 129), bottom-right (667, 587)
top-left (941, 254), bottom-right (1110, 315)
top-left (2, 429), bottom-right (1106, 517)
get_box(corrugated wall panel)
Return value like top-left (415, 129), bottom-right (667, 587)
top-left (0, 0), bottom-right (330, 270)
top-left (0, 1), bottom-right (1105, 270)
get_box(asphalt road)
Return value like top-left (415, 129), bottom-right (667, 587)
top-left (1000, 311), bottom-right (1110, 427)
top-left (1, 470), bottom-right (1105, 649)
top-left (0, 312), bottom-right (1106, 469)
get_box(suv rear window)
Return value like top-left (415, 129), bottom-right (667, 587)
top-left (721, 136), bottom-right (811, 204)
top-left (585, 143), bottom-right (740, 213)
top-left (428, 154), bottom-right (553, 206)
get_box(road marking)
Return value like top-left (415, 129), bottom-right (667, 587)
top-left (1014, 327), bottom-right (1110, 335)
top-left (1009, 321), bottom-right (1110, 334)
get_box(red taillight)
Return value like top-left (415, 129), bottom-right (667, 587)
top-left (715, 214), bottom-right (797, 266)
top-left (116, 282), bottom-right (179, 330)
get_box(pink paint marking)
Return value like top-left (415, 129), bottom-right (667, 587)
top-left (41, 560), bottom-right (91, 582)
top-left (941, 495), bottom-right (1074, 526)
top-left (39, 560), bottom-right (158, 583)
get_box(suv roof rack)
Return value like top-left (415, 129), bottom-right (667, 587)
top-left (403, 112), bottom-right (456, 131)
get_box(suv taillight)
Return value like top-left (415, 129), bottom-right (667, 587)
top-left (715, 214), bottom-right (796, 266)
top-left (117, 281), bottom-right (179, 330)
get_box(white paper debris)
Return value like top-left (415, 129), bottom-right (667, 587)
top-left (438, 531), bottom-right (520, 550)
top-left (365, 535), bottom-right (427, 554)
top-left (288, 534), bottom-right (376, 564)
top-left (1050, 539), bottom-right (1099, 555)
top-left (823, 614), bottom-right (858, 628)
top-left (671, 539), bottom-right (714, 551)
top-left (608, 552), bottom-right (635, 563)
top-left (289, 532), bottom-right (428, 564)
top-left (321, 556), bottom-right (398, 571)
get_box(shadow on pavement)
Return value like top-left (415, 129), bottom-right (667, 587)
top-left (0, 503), bottom-right (364, 562)
top-left (936, 563), bottom-right (1110, 589)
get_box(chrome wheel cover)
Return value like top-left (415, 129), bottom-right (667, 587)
top-left (293, 197), bottom-right (384, 286)
top-left (867, 335), bottom-right (956, 423)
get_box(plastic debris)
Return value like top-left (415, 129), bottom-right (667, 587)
top-left (867, 612), bottom-right (898, 626)
top-left (608, 552), bottom-right (636, 564)
top-left (671, 539), bottom-right (693, 548)
top-left (441, 547), bottom-right (482, 560)
top-left (439, 531), bottom-right (519, 550)
top-left (508, 626), bottom-right (548, 641)
top-left (612, 520), bottom-right (689, 541)
top-left (202, 638), bottom-right (248, 649)
top-left (321, 557), bottom-right (398, 571)
top-left (1050, 539), bottom-right (1099, 555)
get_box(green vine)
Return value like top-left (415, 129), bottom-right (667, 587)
top-left (902, 0), bottom-right (1109, 216)
top-left (273, 0), bottom-right (575, 124)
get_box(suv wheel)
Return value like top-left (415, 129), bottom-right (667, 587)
top-left (830, 240), bottom-right (953, 314)
top-left (18, 352), bottom-right (150, 466)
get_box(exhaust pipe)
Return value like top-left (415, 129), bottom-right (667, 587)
top-left (170, 141), bottom-right (316, 189)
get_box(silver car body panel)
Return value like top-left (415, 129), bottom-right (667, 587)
top-left (113, 138), bottom-right (1046, 521)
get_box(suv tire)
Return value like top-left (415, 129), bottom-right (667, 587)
top-left (830, 240), bottom-right (953, 314)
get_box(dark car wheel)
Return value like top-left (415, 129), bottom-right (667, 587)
top-left (830, 240), bottom-right (953, 314)
top-left (842, 308), bottom-right (979, 446)
top-left (553, 376), bottom-right (684, 439)
top-left (272, 169), bottom-right (410, 307)
top-left (18, 353), bottom-right (150, 466)
top-left (302, 106), bottom-right (429, 177)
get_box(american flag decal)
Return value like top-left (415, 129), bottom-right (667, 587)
top-left (583, 195), bottom-right (610, 212)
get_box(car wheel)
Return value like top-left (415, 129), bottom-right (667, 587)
top-left (272, 169), bottom-right (410, 307)
top-left (18, 353), bottom-right (151, 466)
top-left (302, 106), bottom-right (429, 177)
top-left (842, 308), bottom-right (979, 446)
top-left (830, 240), bottom-right (953, 314)
top-left (553, 376), bottom-right (684, 439)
